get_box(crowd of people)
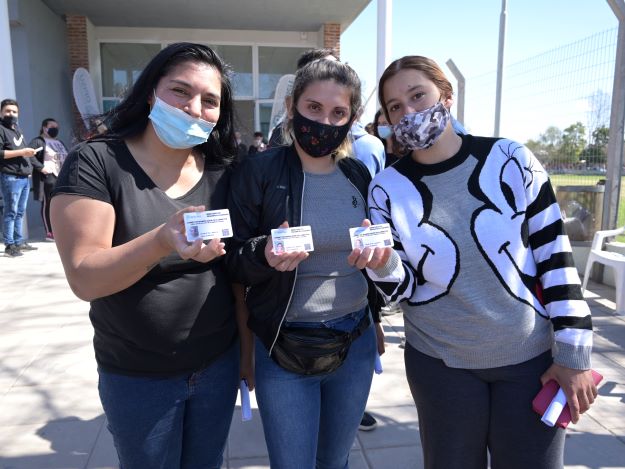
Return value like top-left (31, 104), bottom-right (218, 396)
top-left (1, 42), bottom-right (597, 469)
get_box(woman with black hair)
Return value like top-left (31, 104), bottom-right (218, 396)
top-left (372, 108), bottom-right (401, 167)
top-left (30, 118), bottom-right (68, 239)
top-left (51, 43), bottom-right (240, 468)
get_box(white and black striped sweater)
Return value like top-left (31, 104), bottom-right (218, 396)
top-left (367, 134), bottom-right (592, 370)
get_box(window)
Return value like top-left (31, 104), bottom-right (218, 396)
top-left (209, 45), bottom-right (253, 98)
top-left (100, 43), bottom-right (161, 109)
top-left (258, 46), bottom-right (308, 99)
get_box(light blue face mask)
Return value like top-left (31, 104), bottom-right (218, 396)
top-left (377, 124), bottom-right (393, 140)
top-left (148, 96), bottom-right (216, 149)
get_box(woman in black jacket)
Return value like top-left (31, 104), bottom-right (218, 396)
top-left (30, 118), bottom-right (68, 239)
top-left (228, 59), bottom-right (388, 469)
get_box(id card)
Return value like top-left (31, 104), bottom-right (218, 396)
top-left (183, 209), bottom-right (233, 242)
top-left (271, 226), bottom-right (314, 253)
top-left (349, 223), bottom-right (394, 250)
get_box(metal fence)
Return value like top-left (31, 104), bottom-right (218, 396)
top-left (463, 27), bottom-right (620, 242)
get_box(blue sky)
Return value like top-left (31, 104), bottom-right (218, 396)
top-left (342, 0), bottom-right (618, 139)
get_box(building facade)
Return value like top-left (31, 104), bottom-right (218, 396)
top-left (2, 0), bottom-right (369, 145)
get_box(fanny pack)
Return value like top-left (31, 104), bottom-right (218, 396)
top-left (270, 312), bottom-right (371, 375)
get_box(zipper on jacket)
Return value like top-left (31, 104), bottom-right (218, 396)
top-left (268, 171), bottom-right (305, 355)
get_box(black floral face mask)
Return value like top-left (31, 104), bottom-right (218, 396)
top-left (292, 108), bottom-right (352, 158)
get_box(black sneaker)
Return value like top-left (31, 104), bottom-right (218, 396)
top-left (4, 244), bottom-right (23, 257)
top-left (359, 411), bottom-right (378, 431)
top-left (17, 242), bottom-right (38, 251)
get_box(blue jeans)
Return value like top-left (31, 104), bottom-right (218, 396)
top-left (255, 308), bottom-right (376, 469)
top-left (98, 342), bottom-right (239, 469)
top-left (0, 173), bottom-right (30, 245)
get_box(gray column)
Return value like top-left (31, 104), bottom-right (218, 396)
top-left (602, 0), bottom-right (625, 229)
top-left (0, 0), bottom-right (16, 99)
top-left (376, 0), bottom-right (392, 84)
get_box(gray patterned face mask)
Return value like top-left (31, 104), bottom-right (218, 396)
top-left (394, 101), bottom-right (450, 150)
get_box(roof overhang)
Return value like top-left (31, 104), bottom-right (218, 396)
top-left (41, 0), bottom-right (371, 31)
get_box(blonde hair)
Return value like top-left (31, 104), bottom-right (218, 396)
top-left (282, 59), bottom-right (361, 160)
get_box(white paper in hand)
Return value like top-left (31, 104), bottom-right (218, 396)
top-left (541, 388), bottom-right (567, 427)
top-left (240, 379), bottom-right (252, 422)
top-left (183, 209), bottom-right (233, 242)
top-left (374, 353), bottom-right (383, 374)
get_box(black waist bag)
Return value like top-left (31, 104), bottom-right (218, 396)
top-left (270, 313), bottom-right (371, 375)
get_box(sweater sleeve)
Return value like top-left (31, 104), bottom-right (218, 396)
top-left (365, 179), bottom-right (420, 304)
top-left (524, 147), bottom-right (593, 369)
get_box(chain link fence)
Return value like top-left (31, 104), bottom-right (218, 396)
top-left (463, 27), bottom-right (620, 242)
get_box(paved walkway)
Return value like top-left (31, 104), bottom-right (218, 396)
top-left (1, 241), bottom-right (624, 468)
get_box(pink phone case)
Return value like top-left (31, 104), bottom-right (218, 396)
top-left (532, 369), bottom-right (603, 428)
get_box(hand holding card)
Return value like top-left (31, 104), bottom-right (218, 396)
top-left (349, 223), bottom-right (394, 250)
top-left (271, 225), bottom-right (315, 253)
top-left (347, 219), bottom-right (394, 270)
top-left (265, 221), bottom-right (310, 272)
top-left (183, 209), bottom-right (233, 242)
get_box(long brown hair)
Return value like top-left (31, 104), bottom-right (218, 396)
top-left (282, 59), bottom-right (362, 159)
top-left (378, 56), bottom-right (453, 121)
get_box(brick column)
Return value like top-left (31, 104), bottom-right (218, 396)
top-left (323, 23), bottom-right (341, 59)
top-left (66, 15), bottom-right (90, 137)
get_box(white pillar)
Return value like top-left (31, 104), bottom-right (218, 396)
top-left (602, 0), bottom-right (625, 229)
top-left (376, 0), bottom-right (393, 86)
top-left (0, 0), bottom-right (16, 100)
top-left (494, 0), bottom-right (507, 137)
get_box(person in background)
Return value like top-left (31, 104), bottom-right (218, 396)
top-left (355, 55), bottom-right (596, 469)
top-left (30, 118), bottom-right (69, 240)
top-left (0, 98), bottom-right (40, 257)
top-left (234, 130), bottom-right (248, 162)
top-left (50, 43), bottom-right (240, 469)
top-left (351, 117), bottom-right (385, 178)
top-left (227, 59), bottom-right (386, 468)
top-left (247, 131), bottom-right (267, 155)
top-left (373, 108), bottom-right (401, 168)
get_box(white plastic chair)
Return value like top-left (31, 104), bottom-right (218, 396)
top-left (582, 226), bottom-right (625, 314)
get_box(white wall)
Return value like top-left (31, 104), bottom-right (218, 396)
top-left (9, 0), bottom-right (73, 145)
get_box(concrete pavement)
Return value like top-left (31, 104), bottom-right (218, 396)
top-left (1, 241), bottom-right (624, 468)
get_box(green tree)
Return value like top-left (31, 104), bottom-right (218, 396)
top-left (538, 126), bottom-right (562, 164)
top-left (580, 125), bottom-right (609, 167)
top-left (558, 122), bottom-right (586, 164)
top-left (525, 138), bottom-right (548, 164)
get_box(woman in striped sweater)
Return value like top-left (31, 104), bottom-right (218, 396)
top-left (349, 55), bottom-right (597, 469)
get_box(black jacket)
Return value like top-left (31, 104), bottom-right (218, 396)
top-left (226, 145), bottom-right (383, 352)
top-left (29, 136), bottom-right (47, 200)
top-left (29, 135), bottom-right (69, 201)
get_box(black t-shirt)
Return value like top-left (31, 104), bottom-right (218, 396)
top-left (52, 139), bottom-right (237, 376)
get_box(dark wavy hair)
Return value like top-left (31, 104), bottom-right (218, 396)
top-left (372, 109), bottom-right (385, 143)
top-left (296, 48), bottom-right (337, 70)
top-left (94, 42), bottom-right (236, 163)
top-left (40, 118), bottom-right (57, 135)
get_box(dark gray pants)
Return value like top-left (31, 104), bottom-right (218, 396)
top-left (405, 345), bottom-right (565, 469)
